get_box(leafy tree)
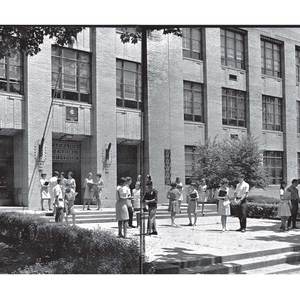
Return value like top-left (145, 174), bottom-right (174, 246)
top-left (194, 135), bottom-right (269, 190)
top-left (0, 26), bottom-right (84, 58)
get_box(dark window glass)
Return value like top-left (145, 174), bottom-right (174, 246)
top-left (184, 81), bottom-right (204, 122)
top-left (222, 88), bottom-right (246, 127)
top-left (296, 48), bottom-right (300, 83)
top-left (0, 52), bottom-right (23, 94)
top-left (182, 28), bottom-right (202, 60)
top-left (185, 145), bottom-right (199, 184)
top-left (51, 46), bottom-right (91, 103)
top-left (262, 95), bottom-right (283, 131)
top-left (261, 38), bottom-right (282, 78)
top-left (221, 28), bottom-right (245, 69)
top-left (116, 59), bottom-right (141, 109)
top-left (297, 101), bottom-right (300, 134)
top-left (263, 151), bottom-right (283, 184)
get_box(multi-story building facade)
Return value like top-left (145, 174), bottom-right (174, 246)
top-left (1, 27), bottom-right (300, 208)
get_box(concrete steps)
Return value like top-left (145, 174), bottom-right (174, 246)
top-left (154, 245), bottom-right (300, 274)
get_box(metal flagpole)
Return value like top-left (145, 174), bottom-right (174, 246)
top-left (139, 27), bottom-right (149, 274)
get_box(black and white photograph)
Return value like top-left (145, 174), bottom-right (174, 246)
top-left (2, 1), bottom-right (300, 298)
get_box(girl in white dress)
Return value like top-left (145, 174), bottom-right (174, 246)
top-left (40, 173), bottom-right (51, 211)
top-left (217, 178), bottom-right (231, 232)
top-left (83, 172), bottom-right (94, 210)
top-left (279, 181), bottom-right (292, 231)
top-left (198, 178), bottom-right (208, 216)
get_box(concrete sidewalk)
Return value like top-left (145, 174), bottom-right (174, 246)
top-left (79, 213), bottom-right (300, 264)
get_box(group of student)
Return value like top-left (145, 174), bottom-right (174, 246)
top-left (167, 174), bottom-right (250, 232)
top-left (116, 175), bottom-right (158, 238)
top-left (40, 171), bottom-right (104, 226)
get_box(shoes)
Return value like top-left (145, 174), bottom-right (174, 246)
top-left (292, 226), bottom-right (299, 229)
top-left (241, 229), bottom-right (246, 233)
top-left (187, 223), bottom-right (193, 226)
top-left (87, 207), bottom-right (91, 210)
top-left (222, 228), bottom-right (225, 232)
top-left (236, 228), bottom-right (242, 232)
top-left (129, 225), bottom-right (136, 228)
top-left (151, 231), bottom-right (158, 235)
top-left (117, 234), bottom-right (124, 238)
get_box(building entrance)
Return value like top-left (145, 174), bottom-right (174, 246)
top-left (0, 136), bottom-right (14, 206)
top-left (52, 140), bottom-right (81, 204)
top-left (117, 144), bottom-right (139, 188)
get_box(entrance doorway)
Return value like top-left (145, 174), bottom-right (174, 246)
top-left (0, 136), bottom-right (14, 206)
top-left (117, 144), bottom-right (138, 188)
top-left (52, 140), bottom-right (81, 204)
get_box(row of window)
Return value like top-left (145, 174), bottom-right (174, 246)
top-left (183, 27), bottom-right (300, 83)
top-left (185, 147), bottom-right (285, 185)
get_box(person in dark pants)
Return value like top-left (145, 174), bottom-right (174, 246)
top-left (125, 177), bottom-right (135, 228)
top-left (143, 180), bottom-right (158, 235)
top-left (287, 179), bottom-right (299, 229)
top-left (234, 175), bottom-right (249, 233)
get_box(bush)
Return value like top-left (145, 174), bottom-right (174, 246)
top-left (0, 212), bottom-right (140, 274)
top-left (247, 195), bottom-right (279, 205)
top-left (230, 202), bottom-right (279, 219)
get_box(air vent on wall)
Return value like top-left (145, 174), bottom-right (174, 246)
top-left (229, 74), bottom-right (237, 81)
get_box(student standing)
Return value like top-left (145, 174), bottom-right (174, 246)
top-left (287, 179), bottom-right (300, 229)
top-left (167, 182), bottom-right (180, 226)
top-left (94, 173), bottom-right (104, 210)
top-left (143, 181), bottom-right (158, 235)
top-left (83, 172), bottom-right (94, 210)
top-left (116, 178), bottom-right (130, 238)
top-left (187, 183), bottom-right (199, 226)
top-left (132, 182), bottom-right (141, 228)
top-left (49, 171), bottom-right (59, 212)
top-left (53, 179), bottom-right (64, 223)
top-left (64, 187), bottom-right (77, 226)
top-left (175, 177), bottom-right (183, 213)
top-left (198, 178), bottom-right (208, 216)
top-left (40, 173), bottom-right (51, 211)
top-left (217, 178), bottom-right (231, 232)
top-left (234, 174), bottom-right (249, 232)
top-left (125, 177), bottom-right (135, 228)
top-left (279, 181), bottom-right (292, 231)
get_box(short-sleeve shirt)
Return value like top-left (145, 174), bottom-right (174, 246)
top-left (144, 189), bottom-right (158, 208)
top-left (167, 188), bottom-right (180, 202)
top-left (189, 189), bottom-right (199, 201)
top-left (53, 185), bottom-right (64, 207)
top-left (235, 181), bottom-right (249, 198)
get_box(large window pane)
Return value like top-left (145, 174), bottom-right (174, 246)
top-left (261, 38), bottom-right (282, 77)
top-left (182, 28), bottom-right (202, 60)
top-left (184, 81), bottom-right (204, 122)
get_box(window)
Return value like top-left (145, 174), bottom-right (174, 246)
top-left (182, 28), bottom-right (202, 60)
top-left (298, 153), bottom-right (300, 179)
top-left (261, 38), bottom-right (282, 77)
top-left (263, 151), bottom-right (283, 184)
top-left (222, 88), bottom-right (246, 127)
top-left (184, 81), bottom-right (204, 122)
top-left (116, 59), bottom-right (141, 109)
top-left (296, 47), bottom-right (300, 83)
top-left (164, 149), bottom-right (171, 185)
top-left (262, 95), bottom-right (283, 131)
top-left (51, 46), bottom-right (91, 103)
top-left (0, 51), bottom-right (23, 94)
top-left (297, 101), bottom-right (300, 133)
top-left (221, 28), bottom-right (245, 69)
top-left (116, 27), bottom-right (137, 34)
top-left (185, 146), bottom-right (199, 184)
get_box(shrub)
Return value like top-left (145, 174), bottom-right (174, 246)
top-left (0, 212), bottom-right (140, 274)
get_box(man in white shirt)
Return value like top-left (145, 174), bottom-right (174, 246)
top-left (49, 171), bottom-right (59, 211)
top-left (234, 174), bottom-right (249, 232)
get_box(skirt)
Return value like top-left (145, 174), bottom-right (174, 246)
top-left (41, 190), bottom-right (51, 200)
top-left (187, 200), bottom-right (197, 214)
top-left (218, 199), bottom-right (231, 216)
top-left (279, 201), bottom-right (291, 217)
top-left (83, 187), bottom-right (93, 199)
top-left (116, 198), bottom-right (129, 221)
top-left (170, 200), bottom-right (179, 214)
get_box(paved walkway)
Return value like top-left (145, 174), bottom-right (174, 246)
top-left (78, 212), bottom-right (300, 263)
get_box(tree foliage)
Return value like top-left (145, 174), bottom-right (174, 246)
top-left (194, 135), bottom-right (269, 189)
top-left (119, 26), bottom-right (182, 44)
top-left (0, 26), bottom-right (84, 58)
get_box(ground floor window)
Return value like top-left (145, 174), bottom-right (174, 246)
top-left (185, 145), bottom-right (199, 184)
top-left (0, 136), bottom-right (14, 205)
top-left (263, 151), bottom-right (283, 184)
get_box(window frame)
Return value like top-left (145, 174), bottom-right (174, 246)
top-left (184, 80), bottom-right (204, 123)
top-left (182, 27), bottom-right (203, 61)
top-left (296, 47), bottom-right (300, 84)
top-left (116, 58), bottom-right (142, 110)
top-left (221, 28), bottom-right (246, 70)
top-left (297, 101), bottom-right (300, 134)
top-left (222, 87), bottom-right (247, 127)
top-left (51, 46), bottom-right (91, 103)
top-left (261, 37), bottom-right (282, 78)
top-left (262, 95), bottom-right (283, 132)
top-left (0, 51), bottom-right (24, 95)
top-left (263, 151), bottom-right (283, 185)
top-left (185, 145), bottom-right (199, 184)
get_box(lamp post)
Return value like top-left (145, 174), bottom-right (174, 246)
top-left (139, 26), bottom-right (150, 274)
